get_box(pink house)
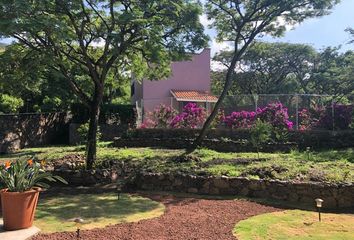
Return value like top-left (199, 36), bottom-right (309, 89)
top-left (131, 48), bottom-right (217, 121)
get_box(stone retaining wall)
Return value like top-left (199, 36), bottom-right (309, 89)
top-left (135, 173), bottom-right (354, 209)
top-left (53, 168), bottom-right (354, 209)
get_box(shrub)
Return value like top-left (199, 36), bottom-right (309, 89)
top-left (146, 104), bottom-right (178, 128)
top-left (77, 122), bottom-right (102, 145)
top-left (0, 94), bottom-right (24, 113)
top-left (170, 103), bottom-right (206, 128)
top-left (250, 120), bottom-right (272, 159)
top-left (317, 104), bottom-right (353, 130)
top-left (257, 102), bottom-right (293, 130)
top-left (299, 104), bottom-right (353, 130)
top-left (71, 103), bottom-right (136, 125)
top-left (223, 102), bottom-right (293, 130)
top-left (223, 110), bottom-right (256, 129)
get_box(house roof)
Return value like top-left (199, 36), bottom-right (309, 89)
top-left (170, 90), bottom-right (218, 103)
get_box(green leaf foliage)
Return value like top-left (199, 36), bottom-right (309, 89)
top-left (0, 157), bottom-right (67, 192)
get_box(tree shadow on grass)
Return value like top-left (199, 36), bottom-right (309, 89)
top-left (311, 148), bottom-right (354, 163)
top-left (35, 192), bottom-right (165, 233)
top-left (0, 150), bottom-right (44, 159)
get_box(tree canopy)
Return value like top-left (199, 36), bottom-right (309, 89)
top-left (0, 0), bottom-right (208, 168)
top-left (212, 41), bottom-right (354, 101)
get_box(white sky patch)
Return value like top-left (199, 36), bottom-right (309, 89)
top-left (199, 14), bottom-right (213, 28)
top-left (210, 39), bottom-right (232, 56)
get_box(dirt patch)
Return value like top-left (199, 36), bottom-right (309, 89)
top-left (200, 158), bottom-right (268, 167)
top-left (31, 194), bottom-right (279, 240)
top-left (46, 154), bottom-right (86, 171)
top-left (241, 165), bottom-right (288, 179)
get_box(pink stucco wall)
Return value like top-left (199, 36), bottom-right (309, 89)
top-left (135, 48), bottom-right (211, 113)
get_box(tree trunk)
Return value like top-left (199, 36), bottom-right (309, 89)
top-left (191, 50), bottom-right (240, 150)
top-left (86, 87), bottom-right (103, 169)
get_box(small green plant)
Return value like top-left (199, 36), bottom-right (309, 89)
top-left (77, 122), bottom-right (102, 145)
top-left (305, 147), bottom-right (311, 161)
top-left (0, 157), bottom-right (67, 192)
top-left (250, 120), bottom-right (272, 159)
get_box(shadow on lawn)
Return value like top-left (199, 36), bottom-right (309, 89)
top-left (310, 148), bottom-right (354, 163)
top-left (0, 150), bottom-right (44, 159)
top-left (36, 192), bottom-right (162, 222)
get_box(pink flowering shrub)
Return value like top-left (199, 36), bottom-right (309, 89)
top-left (170, 103), bottom-right (206, 128)
top-left (223, 111), bottom-right (256, 129)
top-left (223, 102), bottom-right (294, 130)
top-left (299, 104), bottom-right (353, 130)
top-left (140, 104), bottom-right (177, 128)
top-left (257, 102), bottom-right (293, 130)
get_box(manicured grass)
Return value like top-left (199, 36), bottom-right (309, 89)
top-left (234, 210), bottom-right (354, 240)
top-left (35, 193), bottom-right (165, 233)
top-left (1, 144), bottom-right (353, 183)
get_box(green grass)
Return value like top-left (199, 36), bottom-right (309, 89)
top-left (1, 144), bottom-right (353, 183)
top-left (234, 210), bottom-right (354, 240)
top-left (35, 192), bottom-right (165, 233)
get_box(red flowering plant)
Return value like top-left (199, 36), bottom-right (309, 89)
top-left (0, 157), bottom-right (67, 192)
top-left (170, 103), bottom-right (206, 128)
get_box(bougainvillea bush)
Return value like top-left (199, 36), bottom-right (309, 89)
top-left (223, 111), bottom-right (256, 129)
top-left (318, 104), bottom-right (353, 130)
top-left (140, 104), bottom-right (177, 128)
top-left (299, 104), bottom-right (353, 130)
top-left (170, 103), bottom-right (206, 129)
top-left (223, 102), bottom-right (293, 130)
top-left (257, 102), bottom-right (293, 130)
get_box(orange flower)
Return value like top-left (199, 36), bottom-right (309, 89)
top-left (40, 160), bottom-right (46, 167)
top-left (27, 159), bottom-right (33, 166)
top-left (5, 161), bottom-right (11, 169)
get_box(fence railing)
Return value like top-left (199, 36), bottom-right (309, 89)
top-left (136, 94), bottom-right (354, 131)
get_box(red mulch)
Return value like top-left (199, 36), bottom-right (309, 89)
top-left (31, 194), bottom-right (280, 240)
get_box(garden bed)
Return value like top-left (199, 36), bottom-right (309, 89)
top-left (31, 192), bottom-right (280, 240)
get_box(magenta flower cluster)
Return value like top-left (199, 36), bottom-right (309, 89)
top-left (170, 103), bottom-right (206, 129)
top-left (257, 102), bottom-right (293, 130)
top-left (224, 111), bottom-right (256, 128)
top-left (140, 104), bottom-right (177, 129)
top-left (223, 102), bottom-right (293, 130)
top-left (299, 104), bottom-right (353, 130)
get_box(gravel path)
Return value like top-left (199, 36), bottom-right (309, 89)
top-left (31, 194), bottom-right (280, 240)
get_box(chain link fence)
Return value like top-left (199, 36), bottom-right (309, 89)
top-left (136, 94), bottom-right (354, 130)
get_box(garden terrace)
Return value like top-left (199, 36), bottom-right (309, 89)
top-left (1, 144), bottom-right (354, 208)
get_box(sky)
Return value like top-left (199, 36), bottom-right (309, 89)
top-left (202, 0), bottom-right (354, 56)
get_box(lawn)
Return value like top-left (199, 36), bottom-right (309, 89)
top-left (35, 192), bottom-right (165, 233)
top-left (1, 143), bottom-right (353, 183)
top-left (234, 210), bottom-right (354, 240)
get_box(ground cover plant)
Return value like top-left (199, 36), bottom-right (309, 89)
top-left (1, 145), bottom-right (353, 183)
top-left (234, 210), bottom-right (354, 240)
top-left (34, 192), bottom-right (165, 233)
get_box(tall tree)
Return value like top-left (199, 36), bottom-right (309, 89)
top-left (212, 42), bottom-right (317, 95)
top-left (193, 0), bottom-right (340, 147)
top-left (0, 0), bottom-right (208, 168)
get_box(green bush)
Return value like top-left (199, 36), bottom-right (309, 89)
top-left (77, 122), bottom-right (102, 145)
top-left (0, 94), bottom-right (24, 113)
top-left (250, 120), bottom-right (272, 158)
top-left (71, 103), bottom-right (136, 125)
